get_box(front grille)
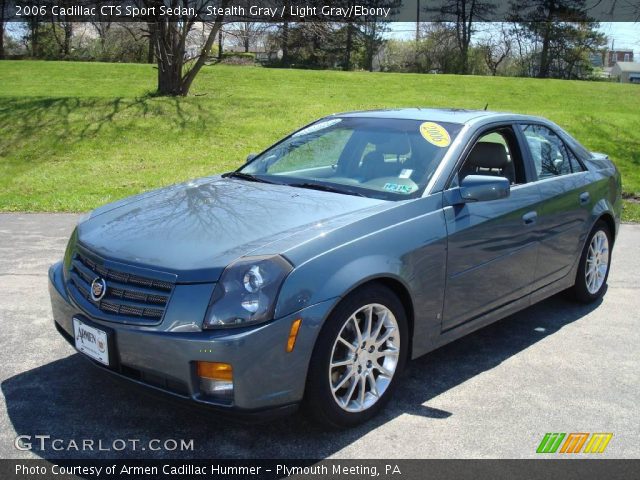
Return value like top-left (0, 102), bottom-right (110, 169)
top-left (67, 249), bottom-right (174, 325)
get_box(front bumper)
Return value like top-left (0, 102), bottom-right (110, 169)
top-left (48, 261), bottom-right (335, 415)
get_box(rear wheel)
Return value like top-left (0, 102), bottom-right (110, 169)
top-left (571, 221), bottom-right (612, 303)
top-left (304, 284), bottom-right (408, 428)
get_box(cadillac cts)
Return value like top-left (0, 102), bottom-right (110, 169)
top-left (49, 109), bottom-right (621, 427)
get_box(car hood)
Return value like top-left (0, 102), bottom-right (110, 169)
top-left (77, 176), bottom-right (388, 282)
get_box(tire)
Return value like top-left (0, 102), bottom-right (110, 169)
top-left (571, 220), bottom-right (612, 303)
top-left (303, 284), bottom-right (409, 428)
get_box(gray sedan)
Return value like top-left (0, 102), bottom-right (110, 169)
top-left (49, 109), bottom-right (621, 427)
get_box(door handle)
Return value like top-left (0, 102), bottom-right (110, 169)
top-left (580, 192), bottom-right (590, 205)
top-left (522, 211), bottom-right (537, 225)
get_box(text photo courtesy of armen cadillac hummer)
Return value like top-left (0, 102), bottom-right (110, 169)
top-left (0, 0), bottom-right (638, 478)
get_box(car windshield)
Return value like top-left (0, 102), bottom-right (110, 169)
top-left (239, 117), bottom-right (463, 200)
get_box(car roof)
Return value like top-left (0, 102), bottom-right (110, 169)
top-left (334, 108), bottom-right (544, 126)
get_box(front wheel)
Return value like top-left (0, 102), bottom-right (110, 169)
top-left (571, 221), bottom-right (612, 303)
top-left (304, 284), bottom-right (408, 428)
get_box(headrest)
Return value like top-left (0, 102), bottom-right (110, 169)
top-left (467, 142), bottom-right (509, 169)
top-left (374, 134), bottom-right (411, 156)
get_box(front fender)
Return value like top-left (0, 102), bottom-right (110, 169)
top-left (275, 201), bottom-right (448, 358)
top-left (279, 254), bottom-right (411, 318)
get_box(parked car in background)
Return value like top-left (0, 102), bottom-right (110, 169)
top-left (49, 109), bottom-right (621, 427)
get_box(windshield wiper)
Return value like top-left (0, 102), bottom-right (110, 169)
top-left (222, 171), bottom-right (278, 184)
top-left (287, 182), bottom-right (367, 197)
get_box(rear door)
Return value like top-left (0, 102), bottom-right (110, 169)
top-left (442, 125), bottom-right (542, 331)
top-left (518, 123), bottom-right (592, 289)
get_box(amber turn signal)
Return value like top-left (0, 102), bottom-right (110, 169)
top-left (196, 361), bottom-right (233, 381)
top-left (286, 319), bottom-right (302, 353)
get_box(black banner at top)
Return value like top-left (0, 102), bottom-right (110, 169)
top-left (3, 0), bottom-right (640, 23)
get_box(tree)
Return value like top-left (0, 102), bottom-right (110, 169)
top-left (509, 0), bottom-right (595, 78)
top-left (224, 1), bottom-right (270, 53)
top-left (417, 22), bottom-right (459, 73)
top-left (146, 21), bottom-right (156, 63)
top-left (24, 22), bottom-right (68, 59)
top-left (553, 22), bottom-right (606, 79)
top-left (0, 0), bottom-right (7, 59)
top-left (226, 22), bottom-right (270, 53)
top-left (50, 18), bottom-right (73, 58)
top-left (280, 19), bottom-right (289, 65)
top-left (377, 39), bottom-right (417, 72)
top-left (275, 22), bottom-right (341, 69)
top-left (341, 0), bottom-right (357, 71)
top-left (361, 21), bottom-right (386, 72)
top-left (106, 23), bottom-right (151, 63)
top-left (23, 0), bottom-right (45, 57)
top-left (279, 0), bottom-right (291, 66)
top-left (481, 24), bottom-right (512, 75)
top-left (144, 0), bottom-right (228, 96)
top-left (361, 0), bottom-right (400, 71)
top-left (343, 19), bottom-right (355, 70)
top-left (429, 0), bottom-right (496, 74)
top-left (91, 20), bottom-right (113, 59)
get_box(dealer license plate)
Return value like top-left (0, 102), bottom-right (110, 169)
top-left (73, 317), bottom-right (109, 366)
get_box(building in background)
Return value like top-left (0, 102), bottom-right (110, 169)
top-left (592, 49), bottom-right (636, 79)
top-left (611, 62), bottom-right (640, 83)
top-left (607, 49), bottom-right (634, 67)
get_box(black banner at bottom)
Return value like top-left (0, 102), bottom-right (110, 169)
top-left (0, 459), bottom-right (638, 480)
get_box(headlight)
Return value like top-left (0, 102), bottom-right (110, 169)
top-left (203, 255), bottom-right (293, 329)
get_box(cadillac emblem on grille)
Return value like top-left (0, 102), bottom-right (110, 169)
top-left (90, 277), bottom-right (107, 301)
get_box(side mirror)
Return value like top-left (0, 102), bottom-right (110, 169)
top-left (459, 175), bottom-right (510, 202)
top-left (246, 153), bottom-right (258, 163)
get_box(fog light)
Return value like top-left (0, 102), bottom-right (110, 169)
top-left (197, 362), bottom-right (233, 401)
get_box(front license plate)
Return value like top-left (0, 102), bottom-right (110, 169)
top-left (73, 317), bottom-right (109, 366)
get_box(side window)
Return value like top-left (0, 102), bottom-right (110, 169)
top-left (567, 148), bottom-right (585, 173)
top-left (456, 127), bottom-right (526, 186)
top-left (522, 124), bottom-right (581, 179)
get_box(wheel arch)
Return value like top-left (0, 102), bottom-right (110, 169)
top-left (589, 195), bottom-right (618, 247)
top-left (335, 275), bottom-right (416, 359)
top-left (597, 212), bottom-right (616, 246)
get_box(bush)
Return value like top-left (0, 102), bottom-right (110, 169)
top-left (222, 52), bottom-right (256, 59)
top-left (219, 52), bottom-right (256, 65)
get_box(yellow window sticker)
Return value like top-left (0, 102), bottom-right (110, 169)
top-left (420, 122), bottom-right (451, 147)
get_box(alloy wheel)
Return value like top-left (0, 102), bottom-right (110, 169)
top-left (328, 303), bottom-right (400, 413)
top-left (585, 230), bottom-right (610, 294)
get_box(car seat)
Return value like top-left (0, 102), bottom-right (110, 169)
top-left (359, 135), bottom-right (411, 181)
top-left (460, 142), bottom-right (515, 184)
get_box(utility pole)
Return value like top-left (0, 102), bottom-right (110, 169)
top-left (610, 38), bottom-right (614, 67)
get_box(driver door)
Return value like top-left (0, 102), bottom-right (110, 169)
top-left (442, 127), bottom-right (542, 331)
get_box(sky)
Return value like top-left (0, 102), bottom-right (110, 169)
top-left (388, 22), bottom-right (640, 60)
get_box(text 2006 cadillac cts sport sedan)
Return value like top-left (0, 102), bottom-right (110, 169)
top-left (49, 109), bottom-right (621, 427)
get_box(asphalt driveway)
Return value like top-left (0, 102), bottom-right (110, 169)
top-left (0, 214), bottom-right (638, 459)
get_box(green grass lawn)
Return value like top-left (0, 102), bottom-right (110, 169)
top-left (1, 60), bottom-right (639, 220)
